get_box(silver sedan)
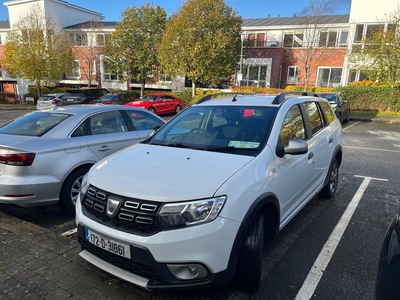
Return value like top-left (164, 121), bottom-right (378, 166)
top-left (0, 105), bottom-right (166, 214)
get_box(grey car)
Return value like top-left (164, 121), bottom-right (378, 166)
top-left (0, 105), bottom-right (165, 214)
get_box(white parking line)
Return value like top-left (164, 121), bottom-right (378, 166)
top-left (295, 175), bottom-right (388, 300)
top-left (342, 121), bottom-right (360, 132)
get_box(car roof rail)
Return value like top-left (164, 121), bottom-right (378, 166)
top-left (195, 92), bottom-right (255, 104)
top-left (272, 91), bottom-right (320, 104)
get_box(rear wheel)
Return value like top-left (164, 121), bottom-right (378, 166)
top-left (319, 158), bottom-right (339, 199)
top-left (59, 167), bottom-right (89, 214)
top-left (235, 212), bottom-right (264, 292)
top-left (175, 105), bottom-right (182, 114)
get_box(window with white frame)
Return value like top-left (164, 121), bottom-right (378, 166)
top-left (242, 65), bottom-right (269, 87)
top-left (96, 33), bottom-right (110, 46)
top-left (67, 60), bottom-right (80, 78)
top-left (319, 30), bottom-right (337, 47)
top-left (283, 32), bottom-right (304, 47)
top-left (287, 66), bottom-right (299, 84)
top-left (316, 67), bottom-right (342, 87)
top-left (103, 61), bottom-right (123, 81)
top-left (70, 33), bottom-right (87, 46)
top-left (338, 30), bottom-right (348, 47)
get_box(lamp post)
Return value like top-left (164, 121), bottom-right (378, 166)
top-left (238, 31), bottom-right (247, 92)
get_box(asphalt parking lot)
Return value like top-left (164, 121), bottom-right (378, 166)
top-left (1, 107), bottom-right (399, 299)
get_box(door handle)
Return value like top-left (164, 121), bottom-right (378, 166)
top-left (329, 137), bottom-right (333, 144)
top-left (98, 146), bottom-right (111, 152)
top-left (308, 152), bottom-right (314, 160)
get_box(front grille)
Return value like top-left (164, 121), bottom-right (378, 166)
top-left (82, 185), bottom-right (161, 236)
top-left (79, 236), bottom-right (161, 282)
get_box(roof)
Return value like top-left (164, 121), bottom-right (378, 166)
top-left (64, 21), bottom-right (118, 30)
top-left (0, 21), bottom-right (10, 29)
top-left (242, 14), bottom-right (350, 27)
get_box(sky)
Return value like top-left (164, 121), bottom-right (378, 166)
top-left (0, 0), bottom-right (352, 21)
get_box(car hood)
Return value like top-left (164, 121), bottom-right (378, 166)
top-left (88, 143), bottom-right (254, 202)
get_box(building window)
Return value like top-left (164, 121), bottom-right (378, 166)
top-left (242, 65), bottom-right (269, 87)
top-left (70, 33), bottom-right (87, 46)
top-left (287, 66), bottom-right (299, 84)
top-left (316, 67), bottom-right (342, 87)
top-left (248, 32), bottom-right (267, 47)
top-left (103, 61), bottom-right (123, 81)
top-left (339, 30), bottom-right (348, 47)
top-left (284, 32), bottom-right (304, 47)
top-left (96, 33), bottom-right (110, 46)
top-left (366, 24), bottom-right (384, 38)
top-left (319, 30), bottom-right (337, 47)
top-left (354, 24), bottom-right (364, 42)
top-left (67, 60), bottom-right (80, 78)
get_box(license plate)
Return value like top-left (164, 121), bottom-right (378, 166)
top-left (84, 228), bottom-right (131, 259)
top-left (67, 98), bottom-right (75, 102)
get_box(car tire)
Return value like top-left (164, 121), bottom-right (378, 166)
top-left (175, 105), bottom-right (182, 114)
top-left (149, 107), bottom-right (155, 114)
top-left (344, 110), bottom-right (350, 123)
top-left (235, 212), bottom-right (264, 292)
top-left (319, 158), bottom-right (339, 199)
top-left (59, 167), bottom-right (90, 214)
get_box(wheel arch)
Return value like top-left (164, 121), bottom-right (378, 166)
top-left (225, 192), bottom-right (280, 281)
top-left (59, 163), bottom-right (93, 196)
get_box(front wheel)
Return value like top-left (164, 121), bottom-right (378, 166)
top-left (319, 158), bottom-right (339, 199)
top-left (148, 107), bottom-right (155, 114)
top-left (235, 212), bottom-right (264, 292)
top-left (59, 167), bottom-right (90, 214)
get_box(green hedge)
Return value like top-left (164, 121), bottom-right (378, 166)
top-left (335, 86), bottom-right (400, 112)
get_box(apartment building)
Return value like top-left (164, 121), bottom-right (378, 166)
top-left (0, 0), bottom-right (398, 99)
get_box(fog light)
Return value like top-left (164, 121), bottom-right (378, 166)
top-left (167, 264), bottom-right (208, 280)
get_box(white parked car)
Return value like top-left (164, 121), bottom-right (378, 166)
top-left (36, 93), bottom-right (64, 110)
top-left (0, 105), bottom-right (165, 214)
top-left (76, 93), bottom-right (343, 291)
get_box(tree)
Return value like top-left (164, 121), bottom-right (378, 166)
top-left (1, 6), bottom-right (74, 98)
top-left (72, 19), bottom-right (104, 88)
top-left (348, 11), bottom-right (400, 88)
top-left (158, 0), bottom-right (242, 97)
top-left (103, 3), bottom-right (166, 97)
top-left (285, 0), bottom-right (340, 90)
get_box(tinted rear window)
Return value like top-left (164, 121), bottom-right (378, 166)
top-left (0, 112), bottom-right (71, 136)
top-left (64, 90), bottom-right (83, 97)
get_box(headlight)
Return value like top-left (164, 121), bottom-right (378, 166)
top-left (79, 173), bottom-right (90, 202)
top-left (158, 196), bottom-right (226, 230)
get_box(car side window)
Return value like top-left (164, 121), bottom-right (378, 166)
top-left (320, 101), bottom-right (335, 125)
top-left (89, 111), bottom-right (128, 134)
top-left (280, 105), bottom-right (306, 147)
top-left (304, 101), bottom-right (324, 135)
top-left (125, 110), bottom-right (165, 131)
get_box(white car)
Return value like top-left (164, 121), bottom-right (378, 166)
top-left (76, 93), bottom-right (343, 291)
top-left (36, 93), bottom-right (64, 110)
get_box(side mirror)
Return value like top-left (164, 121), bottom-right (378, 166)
top-left (284, 139), bottom-right (308, 155)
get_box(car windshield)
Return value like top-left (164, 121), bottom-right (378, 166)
top-left (141, 95), bottom-right (158, 101)
top-left (38, 96), bottom-right (55, 101)
top-left (319, 94), bottom-right (338, 104)
top-left (0, 111), bottom-right (71, 136)
top-left (99, 94), bottom-right (115, 100)
top-left (148, 105), bottom-right (277, 156)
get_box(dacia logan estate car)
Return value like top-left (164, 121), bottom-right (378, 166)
top-left (76, 93), bottom-right (343, 291)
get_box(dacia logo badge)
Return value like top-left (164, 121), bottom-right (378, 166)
top-left (107, 197), bottom-right (121, 218)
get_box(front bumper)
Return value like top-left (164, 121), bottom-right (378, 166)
top-left (76, 200), bottom-right (241, 290)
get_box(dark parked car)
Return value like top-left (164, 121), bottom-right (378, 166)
top-left (318, 92), bottom-right (350, 123)
top-left (91, 93), bottom-right (135, 105)
top-left (62, 88), bottom-right (109, 105)
top-left (375, 210), bottom-right (400, 299)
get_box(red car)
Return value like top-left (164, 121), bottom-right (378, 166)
top-left (124, 93), bottom-right (183, 115)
